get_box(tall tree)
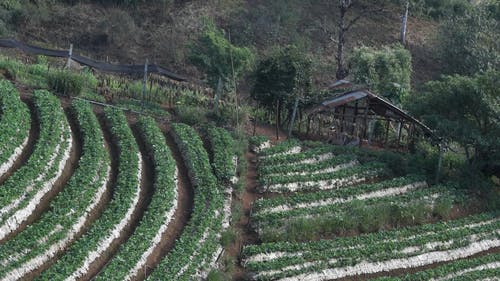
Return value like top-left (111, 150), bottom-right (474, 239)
top-left (335, 0), bottom-right (385, 80)
top-left (350, 44), bottom-right (412, 105)
top-left (436, 2), bottom-right (499, 76)
top-left (252, 46), bottom-right (312, 135)
top-left (407, 70), bottom-right (500, 175)
top-left (189, 20), bottom-right (254, 90)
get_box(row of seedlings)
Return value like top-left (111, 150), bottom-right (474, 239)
top-left (0, 80), bottom-right (30, 178)
top-left (201, 126), bottom-right (237, 275)
top-left (0, 100), bottom-right (111, 280)
top-left (0, 90), bottom-right (73, 240)
top-left (373, 252), bottom-right (500, 280)
top-left (146, 123), bottom-right (225, 280)
top-left (36, 107), bottom-right (143, 280)
top-left (242, 213), bottom-right (500, 281)
top-left (95, 116), bottom-right (178, 281)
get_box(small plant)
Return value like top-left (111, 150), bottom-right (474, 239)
top-left (220, 229), bottom-right (237, 248)
top-left (207, 269), bottom-right (230, 281)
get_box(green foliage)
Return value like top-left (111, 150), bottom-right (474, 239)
top-left (251, 45), bottom-right (312, 121)
top-left (188, 20), bottom-right (254, 89)
top-left (174, 105), bottom-right (208, 126)
top-left (207, 269), bottom-right (230, 281)
top-left (436, 2), bottom-right (499, 76)
top-left (47, 70), bottom-right (84, 97)
top-left (350, 44), bottom-right (412, 104)
top-left (407, 70), bottom-right (500, 175)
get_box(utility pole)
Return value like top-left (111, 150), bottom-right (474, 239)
top-left (141, 59), bottom-right (148, 113)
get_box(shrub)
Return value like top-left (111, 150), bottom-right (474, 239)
top-left (47, 70), bottom-right (83, 97)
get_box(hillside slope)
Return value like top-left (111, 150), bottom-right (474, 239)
top-left (2, 0), bottom-right (441, 86)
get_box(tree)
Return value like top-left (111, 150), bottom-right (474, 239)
top-left (349, 44), bottom-right (412, 105)
top-left (251, 46), bottom-right (312, 132)
top-left (188, 21), bottom-right (254, 90)
top-left (407, 70), bottom-right (500, 175)
top-left (436, 2), bottom-right (499, 76)
top-left (335, 0), bottom-right (385, 80)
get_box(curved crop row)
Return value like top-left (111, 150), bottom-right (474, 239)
top-left (253, 176), bottom-right (427, 213)
top-left (0, 80), bottom-right (30, 178)
top-left (0, 90), bottom-right (72, 240)
top-left (373, 252), bottom-right (500, 281)
top-left (242, 213), bottom-right (499, 281)
top-left (146, 123), bottom-right (224, 280)
top-left (95, 116), bottom-right (178, 281)
top-left (206, 126), bottom-right (236, 182)
top-left (258, 139), bottom-right (301, 158)
top-left (258, 154), bottom-right (357, 177)
top-left (253, 183), bottom-right (464, 236)
top-left (0, 99), bottom-right (110, 280)
top-left (37, 107), bottom-right (142, 280)
top-left (260, 162), bottom-right (388, 193)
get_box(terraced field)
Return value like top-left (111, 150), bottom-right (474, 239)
top-left (242, 139), bottom-right (499, 280)
top-left (0, 79), bottom-right (497, 281)
top-left (0, 80), bottom-right (236, 280)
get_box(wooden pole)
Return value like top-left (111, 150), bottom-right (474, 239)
top-left (385, 120), bottom-right (390, 147)
top-left (288, 97), bottom-right (300, 137)
top-left (400, 0), bottom-right (409, 45)
top-left (436, 142), bottom-right (444, 183)
top-left (66, 44), bottom-right (73, 69)
top-left (141, 59), bottom-right (149, 113)
top-left (276, 101), bottom-right (280, 140)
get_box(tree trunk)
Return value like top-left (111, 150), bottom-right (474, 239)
top-left (400, 1), bottom-right (409, 45)
top-left (336, 3), bottom-right (349, 80)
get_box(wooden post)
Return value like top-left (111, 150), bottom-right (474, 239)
top-left (288, 97), bottom-right (300, 137)
top-left (362, 100), bottom-right (370, 141)
top-left (275, 101), bottom-right (280, 140)
top-left (385, 120), bottom-right (390, 147)
top-left (353, 101), bottom-right (358, 136)
top-left (436, 142), bottom-right (444, 183)
top-left (141, 59), bottom-right (149, 113)
top-left (397, 121), bottom-right (403, 146)
top-left (214, 76), bottom-right (222, 112)
top-left (66, 44), bottom-right (73, 69)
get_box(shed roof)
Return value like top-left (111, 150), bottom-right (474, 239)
top-left (313, 89), bottom-right (437, 139)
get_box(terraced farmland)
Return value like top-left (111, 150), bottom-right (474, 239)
top-left (0, 80), bottom-right (236, 280)
top-left (242, 138), bottom-right (499, 280)
top-left (0, 79), bottom-right (497, 281)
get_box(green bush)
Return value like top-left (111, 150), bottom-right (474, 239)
top-left (47, 70), bottom-right (84, 97)
top-left (175, 105), bottom-right (208, 125)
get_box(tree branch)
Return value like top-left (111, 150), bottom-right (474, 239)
top-left (345, 6), bottom-right (385, 31)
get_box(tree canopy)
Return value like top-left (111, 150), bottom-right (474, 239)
top-left (407, 70), bottom-right (500, 175)
top-left (251, 46), bottom-right (312, 111)
top-left (436, 1), bottom-right (499, 76)
top-left (349, 44), bottom-right (412, 105)
top-left (188, 21), bottom-right (255, 89)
